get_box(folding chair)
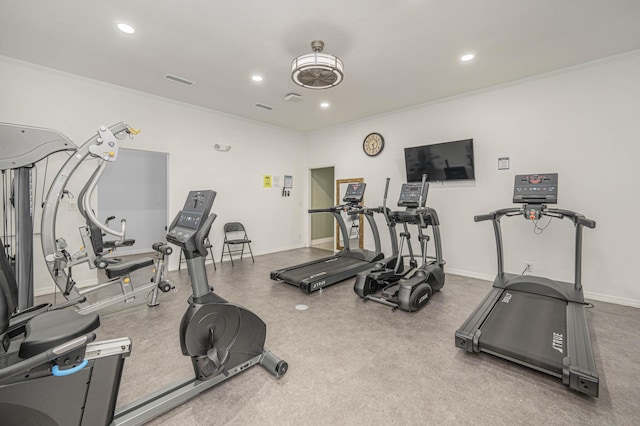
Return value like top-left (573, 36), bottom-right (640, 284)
top-left (221, 222), bottom-right (254, 266)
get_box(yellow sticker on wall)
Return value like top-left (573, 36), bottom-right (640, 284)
top-left (263, 175), bottom-right (273, 188)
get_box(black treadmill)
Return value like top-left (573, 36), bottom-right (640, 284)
top-left (270, 183), bottom-right (384, 293)
top-left (455, 174), bottom-right (599, 397)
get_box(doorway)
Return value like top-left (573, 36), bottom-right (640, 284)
top-left (310, 167), bottom-right (334, 251)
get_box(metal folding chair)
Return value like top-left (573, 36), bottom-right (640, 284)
top-left (221, 222), bottom-right (254, 266)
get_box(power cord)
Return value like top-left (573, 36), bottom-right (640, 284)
top-left (533, 216), bottom-right (553, 234)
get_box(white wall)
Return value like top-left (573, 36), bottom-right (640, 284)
top-left (0, 57), bottom-right (307, 296)
top-left (306, 52), bottom-right (640, 307)
top-left (2, 52), bottom-right (639, 307)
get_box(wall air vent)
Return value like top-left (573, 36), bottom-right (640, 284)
top-left (254, 103), bottom-right (273, 110)
top-left (164, 74), bottom-right (196, 86)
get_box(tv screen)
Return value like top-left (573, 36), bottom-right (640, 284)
top-left (404, 139), bottom-right (475, 182)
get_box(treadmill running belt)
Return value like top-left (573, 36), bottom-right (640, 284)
top-left (479, 289), bottom-right (567, 375)
top-left (277, 256), bottom-right (367, 284)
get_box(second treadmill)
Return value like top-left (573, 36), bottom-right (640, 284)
top-left (270, 183), bottom-right (384, 293)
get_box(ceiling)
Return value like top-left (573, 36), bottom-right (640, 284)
top-left (1, 1), bottom-right (639, 133)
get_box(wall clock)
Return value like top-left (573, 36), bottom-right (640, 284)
top-left (363, 132), bottom-right (384, 157)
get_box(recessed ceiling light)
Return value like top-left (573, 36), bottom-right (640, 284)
top-left (251, 75), bottom-right (263, 82)
top-left (116, 23), bottom-right (135, 34)
top-left (460, 53), bottom-right (475, 62)
top-left (320, 102), bottom-right (330, 108)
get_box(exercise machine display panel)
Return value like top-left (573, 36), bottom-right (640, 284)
top-left (513, 173), bottom-right (558, 204)
top-left (343, 183), bottom-right (366, 203)
top-left (397, 182), bottom-right (429, 208)
top-left (167, 190), bottom-right (216, 246)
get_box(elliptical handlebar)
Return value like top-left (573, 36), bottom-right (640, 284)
top-left (418, 174), bottom-right (427, 209)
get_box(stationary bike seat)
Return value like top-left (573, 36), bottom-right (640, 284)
top-left (19, 310), bottom-right (100, 358)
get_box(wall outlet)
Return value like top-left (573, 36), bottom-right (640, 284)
top-left (68, 202), bottom-right (77, 211)
top-left (524, 262), bottom-right (533, 273)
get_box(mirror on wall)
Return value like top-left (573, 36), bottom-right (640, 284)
top-left (335, 178), bottom-right (364, 251)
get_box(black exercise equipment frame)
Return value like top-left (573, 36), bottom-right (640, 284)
top-left (455, 179), bottom-right (599, 396)
top-left (354, 176), bottom-right (446, 312)
top-left (270, 182), bottom-right (384, 293)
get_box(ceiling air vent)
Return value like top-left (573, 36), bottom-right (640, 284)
top-left (254, 103), bottom-right (273, 111)
top-left (284, 93), bottom-right (302, 101)
top-left (164, 74), bottom-right (196, 86)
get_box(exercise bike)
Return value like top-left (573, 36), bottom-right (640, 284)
top-left (354, 175), bottom-right (445, 311)
top-left (0, 189), bottom-right (287, 425)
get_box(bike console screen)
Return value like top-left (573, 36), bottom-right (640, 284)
top-left (167, 190), bottom-right (217, 247)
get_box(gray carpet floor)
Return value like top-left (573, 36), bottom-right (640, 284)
top-left (38, 247), bottom-right (640, 425)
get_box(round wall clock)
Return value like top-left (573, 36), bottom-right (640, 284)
top-left (363, 132), bottom-right (385, 157)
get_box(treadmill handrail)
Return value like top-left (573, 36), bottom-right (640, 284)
top-left (308, 204), bottom-right (352, 214)
top-left (545, 208), bottom-right (596, 229)
top-left (475, 205), bottom-right (595, 290)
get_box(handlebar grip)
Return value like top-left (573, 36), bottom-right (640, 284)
top-left (577, 217), bottom-right (596, 228)
top-left (116, 219), bottom-right (127, 245)
top-left (152, 242), bottom-right (173, 255)
top-left (474, 214), bottom-right (495, 222)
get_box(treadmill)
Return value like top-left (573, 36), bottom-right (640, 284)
top-left (271, 183), bottom-right (384, 293)
top-left (455, 174), bottom-right (599, 397)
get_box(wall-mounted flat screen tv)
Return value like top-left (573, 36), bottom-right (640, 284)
top-left (404, 139), bottom-right (475, 182)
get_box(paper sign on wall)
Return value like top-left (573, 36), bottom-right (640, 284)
top-left (498, 156), bottom-right (510, 170)
top-left (263, 175), bottom-right (273, 188)
top-left (284, 175), bottom-right (293, 188)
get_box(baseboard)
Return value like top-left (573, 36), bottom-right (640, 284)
top-left (256, 244), bottom-right (306, 256)
top-left (311, 237), bottom-right (333, 245)
top-left (445, 268), bottom-right (494, 282)
top-left (583, 291), bottom-right (640, 308)
top-left (34, 278), bottom-right (98, 297)
top-left (168, 257), bottom-right (217, 272)
top-left (165, 244), bottom-right (306, 271)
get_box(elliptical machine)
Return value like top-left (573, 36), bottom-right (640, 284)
top-left (354, 175), bottom-right (445, 311)
top-left (0, 189), bottom-right (287, 425)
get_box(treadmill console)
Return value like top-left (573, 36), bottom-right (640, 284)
top-left (167, 190), bottom-right (217, 251)
top-left (343, 183), bottom-right (366, 205)
top-left (398, 182), bottom-right (429, 208)
top-left (513, 174), bottom-right (558, 204)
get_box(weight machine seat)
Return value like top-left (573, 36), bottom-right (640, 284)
top-left (18, 310), bottom-right (100, 358)
top-left (105, 257), bottom-right (154, 279)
